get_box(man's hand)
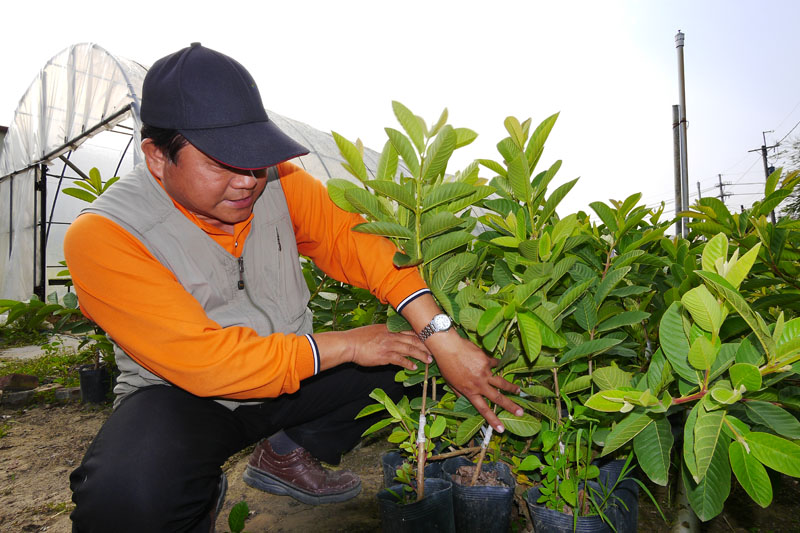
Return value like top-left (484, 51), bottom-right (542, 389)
top-left (400, 293), bottom-right (523, 433)
top-left (315, 324), bottom-right (432, 372)
top-left (425, 329), bottom-right (522, 433)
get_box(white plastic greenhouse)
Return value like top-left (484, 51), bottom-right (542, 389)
top-left (0, 43), bottom-right (379, 302)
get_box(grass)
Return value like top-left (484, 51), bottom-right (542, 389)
top-left (0, 339), bottom-right (95, 388)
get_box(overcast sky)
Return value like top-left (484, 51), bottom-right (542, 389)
top-left (2, 0), bottom-right (800, 216)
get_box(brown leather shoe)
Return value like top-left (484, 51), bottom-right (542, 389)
top-left (243, 439), bottom-right (361, 505)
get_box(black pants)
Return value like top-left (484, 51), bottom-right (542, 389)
top-left (70, 364), bottom-right (406, 532)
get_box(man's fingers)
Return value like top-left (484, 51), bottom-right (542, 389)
top-left (490, 374), bottom-right (521, 395)
top-left (469, 395), bottom-right (505, 433)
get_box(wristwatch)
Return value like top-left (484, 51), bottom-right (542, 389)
top-left (417, 314), bottom-right (453, 341)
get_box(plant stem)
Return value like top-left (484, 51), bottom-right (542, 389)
top-left (416, 362), bottom-right (430, 501)
top-left (427, 446), bottom-right (482, 462)
top-left (470, 425), bottom-right (494, 487)
top-left (553, 368), bottom-right (562, 426)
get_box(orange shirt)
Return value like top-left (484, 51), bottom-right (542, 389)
top-left (63, 161), bottom-right (427, 400)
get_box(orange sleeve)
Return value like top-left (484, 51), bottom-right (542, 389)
top-left (63, 213), bottom-right (317, 399)
top-left (278, 162), bottom-right (428, 308)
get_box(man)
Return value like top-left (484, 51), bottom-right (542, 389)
top-left (66, 43), bottom-right (521, 532)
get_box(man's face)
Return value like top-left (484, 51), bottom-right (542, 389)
top-left (142, 140), bottom-right (268, 232)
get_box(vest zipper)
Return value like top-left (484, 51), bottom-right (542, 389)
top-left (237, 256), bottom-right (245, 290)
top-left (276, 227), bottom-right (282, 251)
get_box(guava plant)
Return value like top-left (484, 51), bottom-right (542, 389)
top-left (584, 232), bottom-right (800, 520)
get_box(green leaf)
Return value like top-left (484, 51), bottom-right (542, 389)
top-left (553, 278), bottom-right (595, 318)
top-left (431, 253), bottom-right (477, 294)
top-left (521, 385), bottom-right (555, 398)
top-left (422, 231), bottom-right (474, 265)
top-left (517, 311), bottom-right (542, 362)
top-left (659, 302), bottom-right (699, 384)
top-left (681, 285), bottom-right (723, 334)
top-left (421, 126), bottom-right (457, 181)
top-left (602, 410), bottom-right (653, 457)
top-left (385, 127), bottom-right (420, 177)
top-left (352, 221), bottom-right (413, 239)
top-left (634, 415), bottom-right (674, 486)
top-left (725, 243), bottom-right (761, 289)
top-left (392, 101), bottom-right (425, 153)
top-left (525, 112), bottom-right (558, 170)
top-left (365, 180), bottom-right (416, 211)
top-left (456, 414), bottom-right (485, 445)
top-left (688, 335), bottom-right (719, 371)
top-left (326, 178), bottom-right (360, 212)
top-left (478, 306), bottom-right (504, 336)
top-left (506, 153), bottom-right (531, 203)
top-left (559, 375), bottom-right (592, 397)
top-left (594, 266), bottom-right (630, 307)
top-left (420, 212), bottom-right (464, 240)
top-left (332, 131), bottom-right (368, 182)
top-left (498, 410), bottom-right (541, 437)
top-left (696, 271), bottom-right (776, 358)
top-left (589, 201), bottom-right (618, 232)
top-left (558, 337), bottom-right (622, 365)
top-left (683, 436), bottom-right (731, 521)
top-left (376, 140), bottom-right (399, 181)
top-left (694, 410), bottom-right (725, 483)
top-left (518, 455), bottom-right (543, 471)
top-left (729, 363), bottom-right (762, 392)
top-left (344, 188), bottom-right (390, 221)
top-left (593, 365), bottom-right (632, 390)
top-left (684, 403), bottom-right (700, 479)
top-left (596, 310), bottom-right (650, 332)
top-left (422, 182), bottom-right (476, 212)
top-left (504, 116), bottom-right (526, 150)
top-left (701, 233), bottom-right (728, 273)
top-left (62, 187), bottom-right (97, 203)
top-left (454, 127), bottom-right (478, 149)
top-left (477, 158), bottom-right (507, 178)
top-left (744, 401), bottom-right (800, 440)
top-left (429, 415), bottom-right (447, 439)
top-left (573, 296), bottom-right (597, 332)
top-left (228, 500), bottom-right (250, 533)
top-left (745, 432), bottom-right (800, 477)
top-left (729, 440), bottom-right (773, 508)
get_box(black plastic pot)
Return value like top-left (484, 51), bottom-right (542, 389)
top-left (593, 457), bottom-right (626, 487)
top-left (78, 364), bottom-right (112, 404)
top-left (381, 451), bottom-right (443, 487)
top-left (442, 457), bottom-right (515, 533)
top-left (525, 479), bottom-right (639, 533)
top-left (376, 478), bottom-right (455, 533)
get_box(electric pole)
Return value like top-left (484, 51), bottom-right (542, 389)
top-left (748, 130), bottom-right (779, 223)
top-left (717, 174), bottom-right (731, 204)
top-left (675, 30), bottom-right (690, 237)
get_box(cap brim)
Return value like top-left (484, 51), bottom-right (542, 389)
top-left (181, 120), bottom-right (309, 170)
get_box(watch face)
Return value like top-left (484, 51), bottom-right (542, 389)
top-left (432, 314), bottom-right (452, 331)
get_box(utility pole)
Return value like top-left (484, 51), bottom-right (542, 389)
top-left (748, 130), bottom-right (779, 223)
top-left (717, 174), bottom-right (731, 204)
top-left (675, 31), bottom-right (690, 237)
top-left (697, 181), bottom-right (702, 200)
top-left (672, 105), bottom-right (683, 236)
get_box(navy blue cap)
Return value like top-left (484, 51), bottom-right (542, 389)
top-left (141, 43), bottom-right (308, 170)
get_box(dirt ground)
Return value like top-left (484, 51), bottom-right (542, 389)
top-left (1, 402), bottom-right (800, 532)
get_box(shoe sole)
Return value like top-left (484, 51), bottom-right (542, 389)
top-left (243, 465), bottom-right (361, 505)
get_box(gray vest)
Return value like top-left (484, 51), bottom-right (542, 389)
top-left (82, 163), bottom-right (312, 408)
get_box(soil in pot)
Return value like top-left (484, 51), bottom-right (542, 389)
top-left (376, 477), bottom-right (455, 533)
top-left (442, 456), bottom-right (515, 533)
